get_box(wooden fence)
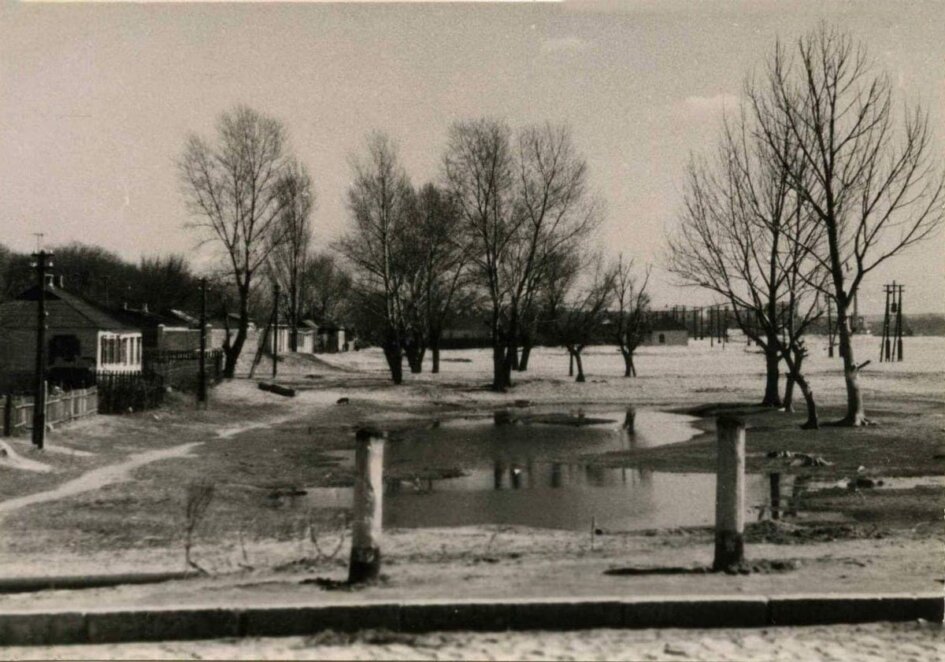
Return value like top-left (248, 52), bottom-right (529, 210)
top-left (2, 386), bottom-right (98, 436)
top-left (144, 349), bottom-right (224, 392)
top-left (93, 370), bottom-right (165, 414)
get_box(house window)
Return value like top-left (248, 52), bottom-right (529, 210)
top-left (659, 333), bottom-right (666, 344)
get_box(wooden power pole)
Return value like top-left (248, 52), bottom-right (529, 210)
top-left (198, 278), bottom-right (207, 406)
top-left (31, 250), bottom-right (52, 450)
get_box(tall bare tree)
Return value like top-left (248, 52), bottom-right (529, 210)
top-left (337, 132), bottom-right (414, 384)
top-left (180, 105), bottom-right (291, 377)
top-left (403, 183), bottom-right (470, 374)
top-left (748, 25), bottom-right (944, 425)
top-left (444, 118), bottom-right (518, 390)
top-left (268, 160), bottom-right (314, 351)
top-left (445, 119), bottom-right (599, 390)
top-left (669, 114), bottom-right (802, 407)
top-left (611, 255), bottom-right (651, 377)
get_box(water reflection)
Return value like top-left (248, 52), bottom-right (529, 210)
top-left (300, 410), bottom-right (773, 532)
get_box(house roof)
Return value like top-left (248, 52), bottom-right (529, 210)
top-left (107, 306), bottom-right (194, 330)
top-left (0, 284), bottom-right (138, 331)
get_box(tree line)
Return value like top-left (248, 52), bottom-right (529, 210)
top-left (334, 122), bottom-right (655, 388)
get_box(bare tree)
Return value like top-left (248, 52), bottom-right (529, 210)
top-left (444, 118), bottom-right (518, 390)
top-left (669, 114), bottom-right (801, 408)
top-left (445, 119), bottom-right (599, 390)
top-left (337, 132), bottom-right (414, 384)
top-left (748, 25), bottom-right (944, 425)
top-left (548, 257), bottom-right (614, 383)
top-left (771, 197), bottom-right (829, 429)
top-left (302, 252), bottom-right (352, 324)
top-left (179, 105), bottom-right (291, 377)
top-left (269, 160), bottom-right (315, 352)
top-left (404, 183), bottom-right (470, 374)
top-left (611, 255), bottom-right (651, 377)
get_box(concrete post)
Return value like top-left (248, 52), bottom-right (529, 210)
top-left (348, 427), bottom-right (386, 584)
top-left (713, 414), bottom-right (746, 571)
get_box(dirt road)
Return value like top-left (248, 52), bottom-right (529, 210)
top-left (2, 622), bottom-right (942, 660)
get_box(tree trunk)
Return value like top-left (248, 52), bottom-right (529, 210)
top-left (509, 343), bottom-right (519, 371)
top-left (621, 348), bottom-right (635, 377)
top-left (383, 337), bottom-right (404, 385)
top-left (223, 293), bottom-right (250, 378)
top-left (492, 342), bottom-right (509, 391)
top-left (574, 349), bottom-right (585, 383)
top-left (783, 375), bottom-right (795, 412)
top-left (430, 336), bottom-right (441, 374)
top-left (568, 351), bottom-right (574, 377)
top-left (795, 372), bottom-right (819, 430)
top-left (518, 343), bottom-right (532, 372)
top-left (836, 305), bottom-right (867, 425)
top-left (761, 343), bottom-right (782, 407)
top-left (405, 342), bottom-right (423, 374)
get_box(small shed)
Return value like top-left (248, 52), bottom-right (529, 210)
top-left (642, 316), bottom-right (689, 346)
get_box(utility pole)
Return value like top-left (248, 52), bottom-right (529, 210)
top-left (31, 249), bottom-right (52, 450)
top-left (272, 283), bottom-right (280, 379)
top-left (198, 278), bottom-right (207, 406)
top-left (826, 298), bottom-right (834, 358)
top-left (880, 283), bottom-right (892, 361)
top-left (896, 284), bottom-right (904, 361)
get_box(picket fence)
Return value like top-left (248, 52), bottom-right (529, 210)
top-left (2, 386), bottom-right (98, 436)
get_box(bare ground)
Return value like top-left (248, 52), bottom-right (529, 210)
top-left (0, 337), bottom-right (941, 619)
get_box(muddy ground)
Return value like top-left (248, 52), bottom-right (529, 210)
top-left (0, 338), bottom-right (941, 601)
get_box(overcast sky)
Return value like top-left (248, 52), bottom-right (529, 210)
top-left (1, 1), bottom-right (942, 313)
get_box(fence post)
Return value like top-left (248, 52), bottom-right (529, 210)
top-left (713, 413), bottom-right (746, 571)
top-left (2, 394), bottom-right (11, 437)
top-left (348, 427), bottom-right (386, 584)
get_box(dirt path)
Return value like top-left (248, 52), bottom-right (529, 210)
top-left (0, 442), bottom-right (201, 516)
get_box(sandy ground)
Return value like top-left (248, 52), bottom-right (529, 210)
top-left (2, 622), bottom-right (943, 661)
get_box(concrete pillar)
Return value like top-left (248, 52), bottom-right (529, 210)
top-left (713, 414), bottom-right (746, 571)
top-left (348, 427), bottom-right (386, 584)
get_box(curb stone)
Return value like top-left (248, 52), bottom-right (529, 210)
top-left (0, 594), bottom-right (940, 646)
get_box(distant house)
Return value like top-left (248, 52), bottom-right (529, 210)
top-left (315, 321), bottom-right (348, 353)
top-left (0, 279), bottom-right (142, 390)
top-left (441, 315), bottom-right (491, 349)
top-left (108, 305), bottom-right (215, 354)
top-left (641, 316), bottom-right (689, 346)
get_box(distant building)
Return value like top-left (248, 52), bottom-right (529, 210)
top-left (264, 320), bottom-right (348, 353)
top-left (441, 315), bottom-right (492, 349)
top-left (641, 315), bottom-right (689, 346)
top-left (0, 279), bottom-right (142, 390)
top-left (109, 305), bottom-right (217, 353)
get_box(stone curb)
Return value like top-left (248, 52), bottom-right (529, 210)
top-left (0, 594), bottom-right (940, 646)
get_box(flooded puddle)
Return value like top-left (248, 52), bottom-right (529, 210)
top-left (299, 410), bottom-right (772, 532)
